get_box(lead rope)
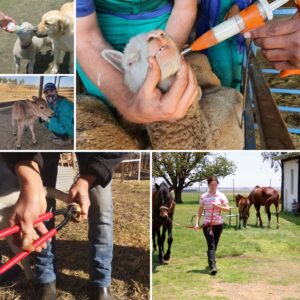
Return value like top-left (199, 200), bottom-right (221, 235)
top-left (209, 205), bottom-right (215, 236)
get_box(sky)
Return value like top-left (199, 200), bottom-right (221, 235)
top-left (215, 152), bottom-right (281, 188)
top-left (155, 152), bottom-right (282, 189)
top-left (1, 76), bottom-right (74, 87)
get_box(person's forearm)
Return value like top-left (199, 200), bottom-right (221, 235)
top-left (76, 16), bottom-right (134, 116)
top-left (15, 161), bottom-right (43, 188)
top-left (215, 204), bottom-right (230, 212)
top-left (165, 0), bottom-right (197, 49)
top-left (196, 206), bottom-right (203, 225)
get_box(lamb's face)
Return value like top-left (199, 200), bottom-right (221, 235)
top-left (123, 30), bottom-right (182, 92)
top-left (16, 22), bottom-right (35, 42)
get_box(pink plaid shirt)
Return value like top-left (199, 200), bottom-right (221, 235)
top-left (199, 190), bottom-right (228, 225)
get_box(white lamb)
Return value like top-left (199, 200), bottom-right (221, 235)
top-left (102, 30), bottom-right (244, 150)
top-left (10, 22), bottom-right (52, 74)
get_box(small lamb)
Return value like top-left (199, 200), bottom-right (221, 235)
top-left (102, 30), bottom-right (243, 150)
top-left (10, 22), bottom-right (52, 74)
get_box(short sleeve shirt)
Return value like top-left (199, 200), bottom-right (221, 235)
top-left (77, 0), bottom-right (96, 17)
top-left (200, 190), bottom-right (228, 225)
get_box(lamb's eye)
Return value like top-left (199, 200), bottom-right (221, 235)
top-left (128, 62), bottom-right (132, 67)
top-left (148, 37), bottom-right (154, 42)
top-left (45, 21), bottom-right (49, 25)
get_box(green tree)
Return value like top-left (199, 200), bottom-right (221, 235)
top-left (153, 152), bottom-right (236, 203)
top-left (261, 152), bottom-right (286, 172)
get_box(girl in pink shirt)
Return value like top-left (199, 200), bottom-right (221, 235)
top-left (195, 176), bottom-right (230, 275)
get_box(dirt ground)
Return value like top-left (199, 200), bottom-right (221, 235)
top-left (0, 106), bottom-right (73, 150)
top-left (207, 256), bottom-right (300, 300)
top-left (0, 0), bottom-right (71, 74)
top-left (0, 180), bottom-right (150, 300)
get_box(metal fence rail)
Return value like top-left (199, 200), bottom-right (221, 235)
top-left (243, 6), bottom-right (299, 149)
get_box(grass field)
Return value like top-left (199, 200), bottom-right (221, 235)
top-left (0, 180), bottom-right (150, 300)
top-left (0, 0), bottom-right (70, 74)
top-left (0, 84), bottom-right (74, 103)
top-left (152, 192), bottom-right (300, 300)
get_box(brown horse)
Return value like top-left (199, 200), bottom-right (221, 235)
top-left (235, 194), bottom-right (251, 229)
top-left (248, 186), bottom-right (280, 229)
top-left (152, 182), bottom-right (176, 264)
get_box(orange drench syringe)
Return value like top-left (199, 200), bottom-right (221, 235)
top-left (182, 0), bottom-right (300, 78)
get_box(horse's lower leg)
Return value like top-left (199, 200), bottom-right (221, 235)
top-left (164, 224), bottom-right (173, 261)
top-left (266, 207), bottom-right (271, 228)
top-left (255, 205), bottom-right (263, 227)
top-left (156, 229), bottom-right (164, 263)
top-left (152, 227), bottom-right (157, 252)
top-left (275, 204), bottom-right (280, 229)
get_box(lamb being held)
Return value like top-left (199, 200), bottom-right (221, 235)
top-left (102, 30), bottom-right (244, 150)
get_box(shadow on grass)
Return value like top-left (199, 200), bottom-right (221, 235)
top-left (187, 267), bottom-right (210, 275)
top-left (280, 211), bottom-right (300, 226)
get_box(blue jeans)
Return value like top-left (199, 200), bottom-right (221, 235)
top-left (36, 182), bottom-right (113, 287)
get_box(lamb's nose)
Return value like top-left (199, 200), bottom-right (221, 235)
top-left (147, 30), bottom-right (166, 43)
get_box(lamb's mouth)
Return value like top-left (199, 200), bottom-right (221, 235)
top-left (154, 45), bottom-right (166, 57)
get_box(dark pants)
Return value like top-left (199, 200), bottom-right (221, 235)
top-left (203, 224), bottom-right (223, 268)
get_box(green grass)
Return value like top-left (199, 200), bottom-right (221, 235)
top-left (152, 192), bottom-right (300, 300)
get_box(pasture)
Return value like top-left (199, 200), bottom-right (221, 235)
top-left (0, 0), bottom-right (70, 74)
top-left (0, 179), bottom-right (150, 300)
top-left (152, 192), bottom-right (300, 300)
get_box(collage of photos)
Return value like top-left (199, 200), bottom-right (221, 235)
top-left (0, 0), bottom-right (299, 300)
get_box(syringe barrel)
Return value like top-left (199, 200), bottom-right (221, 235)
top-left (212, 15), bottom-right (245, 43)
top-left (269, 0), bottom-right (289, 11)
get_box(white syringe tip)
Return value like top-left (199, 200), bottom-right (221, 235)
top-left (270, 0), bottom-right (289, 11)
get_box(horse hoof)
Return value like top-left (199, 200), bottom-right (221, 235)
top-left (16, 146), bottom-right (21, 150)
top-left (158, 258), bottom-right (165, 264)
top-left (32, 141), bottom-right (38, 145)
top-left (163, 254), bottom-right (170, 261)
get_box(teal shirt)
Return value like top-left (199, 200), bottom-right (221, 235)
top-left (45, 97), bottom-right (74, 138)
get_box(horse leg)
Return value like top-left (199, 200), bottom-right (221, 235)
top-left (152, 226), bottom-right (157, 252)
top-left (275, 202), bottom-right (280, 229)
top-left (255, 204), bottom-right (263, 227)
top-left (157, 227), bottom-right (164, 264)
top-left (163, 223), bottom-right (173, 261)
top-left (266, 205), bottom-right (271, 228)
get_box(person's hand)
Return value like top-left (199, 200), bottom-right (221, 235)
top-left (68, 175), bottom-right (95, 221)
top-left (224, 4), bottom-right (240, 20)
top-left (194, 223), bottom-right (199, 230)
top-left (0, 14), bottom-right (17, 32)
top-left (123, 57), bottom-right (200, 124)
top-left (249, 17), bottom-right (300, 70)
top-left (9, 162), bottom-right (48, 252)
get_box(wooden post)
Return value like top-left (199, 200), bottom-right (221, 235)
top-left (39, 76), bottom-right (44, 97)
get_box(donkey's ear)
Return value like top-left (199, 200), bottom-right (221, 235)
top-left (101, 49), bottom-right (125, 73)
top-left (155, 183), bottom-right (160, 190)
top-left (32, 96), bottom-right (38, 101)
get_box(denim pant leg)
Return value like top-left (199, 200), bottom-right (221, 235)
top-left (88, 181), bottom-right (113, 288)
top-left (35, 154), bottom-right (60, 284)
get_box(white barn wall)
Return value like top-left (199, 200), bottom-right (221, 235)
top-left (283, 159), bottom-right (299, 212)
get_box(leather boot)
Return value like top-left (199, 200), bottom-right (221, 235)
top-left (38, 280), bottom-right (57, 300)
top-left (91, 286), bottom-right (115, 300)
top-left (208, 250), bottom-right (217, 275)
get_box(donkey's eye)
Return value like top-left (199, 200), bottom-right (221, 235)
top-left (40, 106), bottom-right (44, 110)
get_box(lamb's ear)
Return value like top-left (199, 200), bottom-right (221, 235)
top-left (32, 96), bottom-right (38, 101)
top-left (101, 49), bottom-right (125, 73)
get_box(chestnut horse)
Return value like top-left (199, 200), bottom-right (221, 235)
top-left (152, 182), bottom-right (176, 264)
top-left (235, 194), bottom-right (251, 229)
top-left (248, 186), bottom-right (280, 229)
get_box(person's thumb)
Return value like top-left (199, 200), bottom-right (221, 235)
top-left (20, 217), bottom-right (35, 251)
top-left (142, 57), bottom-right (161, 93)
